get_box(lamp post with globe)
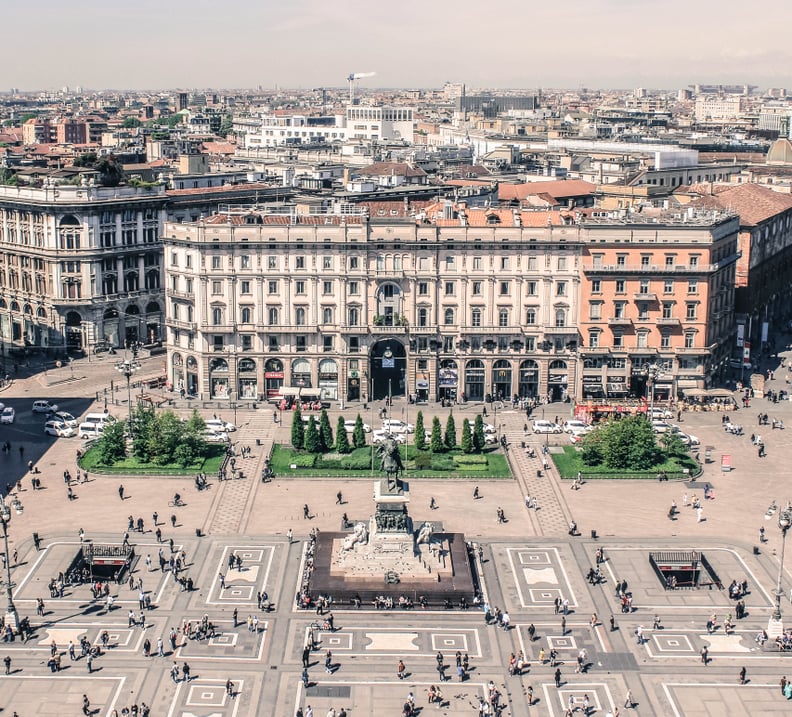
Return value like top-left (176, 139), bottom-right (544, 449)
top-left (115, 343), bottom-right (141, 439)
top-left (772, 506), bottom-right (792, 627)
top-left (0, 493), bottom-right (21, 632)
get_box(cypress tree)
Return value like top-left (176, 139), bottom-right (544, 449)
top-left (444, 412), bottom-right (457, 450)
top-left (430, 416), bottom-right (444, 453)
top-left (461, 418), bottom-right (473, 453)
top-left (335, 416), bottom-right (352, 454)
top-left (291, 403), bottom-right (304, 450)
top-left (473, 414), bottom-right (485, 453)
top-left (319, 409), bottom-right (333, 451)
top-left (414, 410), bottom-right (426, 450)
top-left (352, 414), bottom-right (367, 449)
top-left (304, 416), bottom-right (321, 453)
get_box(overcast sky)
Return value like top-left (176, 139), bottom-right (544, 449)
top-left (7, 0), bottom-right (792, 91)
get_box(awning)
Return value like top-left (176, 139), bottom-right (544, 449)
top-left (706, 389), bottom-right (734, 398)
top-left (682, 387), bottom-right (707, 397)
top-left (677, 379), bottom-right (699, 389)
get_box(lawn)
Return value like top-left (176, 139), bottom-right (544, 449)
top-left (553, 445), bottom-right (700, 480)
top-left (270, 444), bottom-right (511, 479)
top-left (79, 444), bottom-right (226, 476)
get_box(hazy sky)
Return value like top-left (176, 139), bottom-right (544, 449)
top-left (7, 0), bottom-right (792, 91)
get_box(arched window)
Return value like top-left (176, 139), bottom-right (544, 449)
top-left (471, 308), bottom-right (482, 327)
top-left (499, 308), bottom-right (509, 327)
top-left (322, 307), bottom-right (333, 324)
top-left (241, 307), bottom-right (252, 324)
top-left (418, 308), bottom-right (428, 327)
top-left (268, 307), bottom-right (279, 326)
top-left (555, 308), bottom-right (566, 327)
top-left (212, 307), bottom-right (223, 325)
top-left (393, 255), bottom-right (402, 270)
top-left (295, 307), bottom-right (306, 325)
top-left (376, 255), bottom-right (385, 271)
top-left (348, 307), bottom-right (359, 326)
top-left (444, 308), bottom-right (454, 325)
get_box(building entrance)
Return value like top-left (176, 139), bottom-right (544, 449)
top-left (370, 339), bottom-right (406, 400)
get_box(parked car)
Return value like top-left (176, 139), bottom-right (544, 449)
top-left (381, 419), bottom-right (414, 434)
top-left (483, 423), bottom-right (497, 435)
top-left (648, 407), bottom-right (674, 420)
top-left (206, 418), bottom-right (236, 433)
top-left (51, 411), bottom-right (77, 428)
top-left (372, 430), bottom-right (406, 444)
top-left (651, 420), bottom-right (672, 434)
top-left (670, 425), bottom-right (700, 446)
top-left (0, 407), bottom-right (14, 424)
top-left (82, 412), bottom-right (115, 427)
top-left (77, 422), bottom-right (103, 439)
top-left (569, 432), bottom-right (586, 444)
top-left (532, 419), bottom-right (562, 434)
top-left (32, 400), bottom-right (58, 414)
top-left (46, 420), bottom-right (75, 438)
top-left (343, 419), bottom-right (371, 433)
top-left (204, 430), bottom-right (229, 443)
top-left (562, 420), bottom-right (590, 434)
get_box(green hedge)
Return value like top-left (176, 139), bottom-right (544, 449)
top-left (431, 455), bottom-right (456, 471)
top-left (454, 454), bottom-right (489, 465)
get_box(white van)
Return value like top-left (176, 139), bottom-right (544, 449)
top-left (83, 412), bottom-right (115, 427)
top-left (78, 422), bottom-right (103, 439)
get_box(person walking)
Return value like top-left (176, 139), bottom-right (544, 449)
top-left (397, 659), bottom-right (406, 680)
top-left (624, 689), bottom-right (633, 708)
top-left (287, 528), bottom-right (293, 544)
top-left (303, 504), bottom-right (310, 519)
top-left (118, 485), bottom-right (124, 500)
top-left (336, 491), bottom-right (343, 505)
top-left (739, 666), bottom-right (746, 684)
top-left (554, 667), bottom-right (562, 688)
top-left (86, 653), bottom-right (93, 673)
top-left (325, 650), bottom-right (333, 674)
top-left (182, 661), bottom-right (191, 682)
top-left (3, 655), bottom-right (10, 675)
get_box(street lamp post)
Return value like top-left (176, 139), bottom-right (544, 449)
top-left (0, 494), bottom-right (20, 631)
top-left (115, 344), bottom-right (141, 439)
top-left (643, 363), bottom-right (660, 416)
top-left (772, 507), bottom-right (792, 624)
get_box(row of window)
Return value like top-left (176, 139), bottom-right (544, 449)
top-left (589, 301), bottom-right (699, 321)
top-left (169, 253), bottom-right (575, 273)
top-left (588, 331), bottom-right (697, 349)
top-left (174, 304), bottom-right (571, 329)
top-left (590, 278), bottom-right (699, 294)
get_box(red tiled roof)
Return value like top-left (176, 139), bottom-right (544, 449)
top-left (686, 183), bottom-right (792, 226)
top-left (355, 162), bottom-right (427, 178)
top-left (203, 213), bottom-right (364, 226)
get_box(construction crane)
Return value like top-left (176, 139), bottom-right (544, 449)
top-left (347, 72), bottom-right (376, 103)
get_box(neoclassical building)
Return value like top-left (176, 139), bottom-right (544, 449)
top-left (162, 207), bottom-right (585, 402)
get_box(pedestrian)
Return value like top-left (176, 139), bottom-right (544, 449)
top-left (86, 653), bottom-right (93, 673)
top-left (152, 511), bottom-right (158, 526)
top-left (554, 667), bottom-right (562, 688)
top-left (739, 666), bottom-right (746, 684)
top-left (473, 486), bottom-right (480, 499)
top-left (430, 497), bottom-right (436, 510)
top-left (697, 506), bottom-right (703, 523)
top-left (781, 676), bottom-right (787, 696)
top-left (287, 528), bottom-right (293, 544)
top-left (226, 679), bottom-right (234, 697)
top-left (170, 514), bottom-right (176, 528)
top-left (397, 659), bottom-right (406, 679)
top-left (157, 637), bottom-right (164, 657)
top-left (182, 661), bottom-right (191, 682)
top-left (118, 485), bottom-right (124, 500)
top-left (3, 655), bottom-right (10, 675)
top-left (624, 689), bottom-right (633, 708)
top-left (336, 491), bottom-right (343, 505)
top-left (325, 649), bottom-right (332, 673)
top-left (219, 573), bottom-right (226, 589)
top-left (304, 504), bottom-right (310, 519)
top-left (701, 646), bottom-right (708, 665)
top-left (82, 695), bottom-right (91, 716)
top-left (171, 662), bottom-right (180, 683)
top-left (561, 616), bottom-right (566, 635)
top-left (302, 645), bottom-right (311, 668)
top-left (302, 668), bottom-right (310, 687)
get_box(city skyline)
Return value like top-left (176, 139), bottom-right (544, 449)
top-left (8, 0), bottom-right (792, 92)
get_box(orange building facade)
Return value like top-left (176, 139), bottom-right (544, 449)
top-left (577, 211), bottom-right (740, 401)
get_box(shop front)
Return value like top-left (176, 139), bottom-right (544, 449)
top-left (415, 371), bottom-right (430, 402)
top-left (581, 374), bottom-right (605, 399)
top-left (209, 358), bottom-right (230, 399)
top-left (438, 360), bottom-right (458, 402)
top-left (491, 359), bottom-right (512, 401)
top-left (518, 360), bottom-right (539, 398)
top-left (464, 359), bottom-right (484, 401)
top-left (237, 358), bottom-right (257, 399)
top-left (185, 356), bottom-right (198, 397)
top-left (548, 359), bottom-right (568, 402)
top-left (347, 369), bottom-right (361, 402)
top-left (264, 359), bottom-right (284, 399)
top-left (318, 358), bottom-right (339, 400)
top-left (606, 375), bottom-right (628, 398)
top-left (291, 358), bottom-right (312, 389)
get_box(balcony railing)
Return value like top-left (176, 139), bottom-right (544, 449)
top-left (607, 317), bottom-right (633, 326)
top-left (656, 317), bottom-right (681, 326)
top-left (633, 292), bottom-right (657, 301)
top-left (165, 319), bottom-right (196, 331)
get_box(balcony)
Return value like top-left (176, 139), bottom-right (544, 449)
top-left (201, 323), bottom-right (237, 333)
top-left (165, 288), bottom-right (192, 300)
top-left (165, 318), bottom-right (196, 332)
top-left (584, 263), bottom-right (718, 275)
top-left (544, 325), bottom-right (577, 334)
top-left (409, 325), bottom-right (438, 334)
top-left (370, 325), bottom-right (408, 335)
top-left (607, 317), bottom-right (633, 327)
top-left (461, 325), bottom-right (495, 334)
top-left (656, 317), bottom-right (681, 326)
top-left (633, 292), bottom-right (657, 301)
